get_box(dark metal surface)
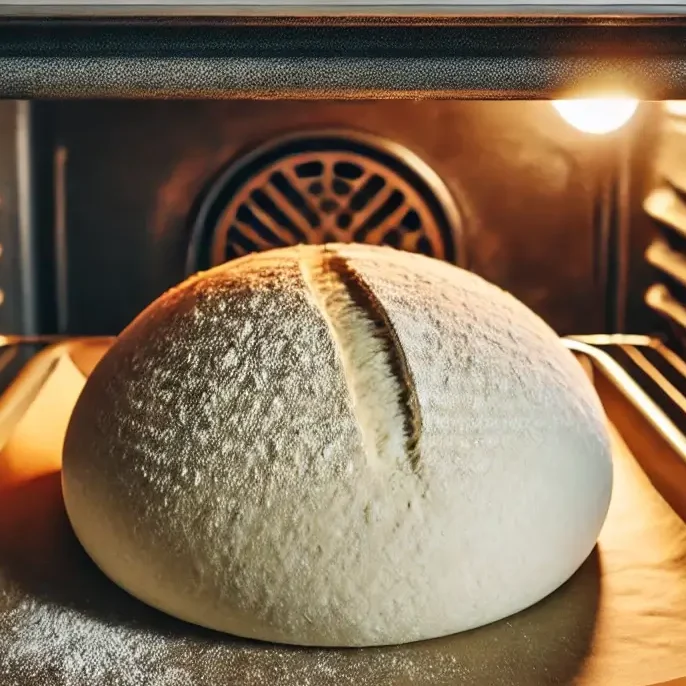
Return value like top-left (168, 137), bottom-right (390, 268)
top-left (1, 21), bottom-right (686, 98)
top-left (0, 102), bottom-right (39, 336)
top-left (641, 104), bottom-right (686, 345)
top-left (570, 335), bottom-right (686, 521)
top-left (0, 2), bottom-right (685, 19)
top-left (31, 99), bottom-right (651, 336)
top-left (188, 129), bottom-right (464, 271)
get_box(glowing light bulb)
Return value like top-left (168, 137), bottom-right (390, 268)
top-left (666, 101), bottom-right (686, 118)
top-left (553, 97), bottom-right (639, 134)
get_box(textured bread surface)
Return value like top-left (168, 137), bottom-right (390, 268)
top-left (62, 243), bottom-right (613, 648)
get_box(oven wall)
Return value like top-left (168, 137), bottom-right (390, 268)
top-left (643, 102), bottom-right (686, 347)
top-left (28, 99), bottom-right (657, 337)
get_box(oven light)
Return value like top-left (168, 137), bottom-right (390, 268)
top-left (665, 101), bottom-right (686, 118)
top-left (552, 98), bottom-right (639, 135)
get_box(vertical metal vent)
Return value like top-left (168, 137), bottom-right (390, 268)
top-left (187, 130), bottom-right (464, 272)
top-left (644, 103), bottom-right (686, 342)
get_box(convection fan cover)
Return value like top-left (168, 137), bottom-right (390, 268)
top-left (188, 130), bottom-right (464, 271)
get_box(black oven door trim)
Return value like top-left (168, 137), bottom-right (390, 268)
top-left (0, 15), bottom-right (685, 98)
top-left (0, 2), bottom-right (685, 18)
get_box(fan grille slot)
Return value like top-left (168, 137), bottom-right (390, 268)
top-left (188, 130), bottom-right (463, 271)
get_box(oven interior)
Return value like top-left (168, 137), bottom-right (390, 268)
top-left (5, 95), bottom-right (686, 499)
top-left (4, 95), bottom-right (685, 527)
top-left (0, 98), bottom-right (671, 340)
top-left (2, 11), bottom-right (686, 686)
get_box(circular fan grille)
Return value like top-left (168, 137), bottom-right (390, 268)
top-left (188, 130), bottom-right (463, 271)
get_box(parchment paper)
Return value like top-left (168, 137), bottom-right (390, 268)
top-left (0, 349), bottom-right (685, 686)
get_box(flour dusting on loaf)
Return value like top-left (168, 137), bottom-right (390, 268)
top-left (62, 243), bottom-right (613, 648)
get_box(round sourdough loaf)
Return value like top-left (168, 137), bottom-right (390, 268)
top-left (62, 243), bottom-right (612, 647)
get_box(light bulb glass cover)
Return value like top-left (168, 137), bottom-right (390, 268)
top-left (553, 98), bottom-right (639, 135)
top-left (666, 101), bottom-right (686, 118)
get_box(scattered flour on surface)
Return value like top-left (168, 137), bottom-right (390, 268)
top-left (0, 595), bottom-right (193, 686)
top-left (0, 585), bottom-right (467, 686)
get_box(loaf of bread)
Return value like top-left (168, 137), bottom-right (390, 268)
top-left (62, 243), bottom-right (613, 647)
